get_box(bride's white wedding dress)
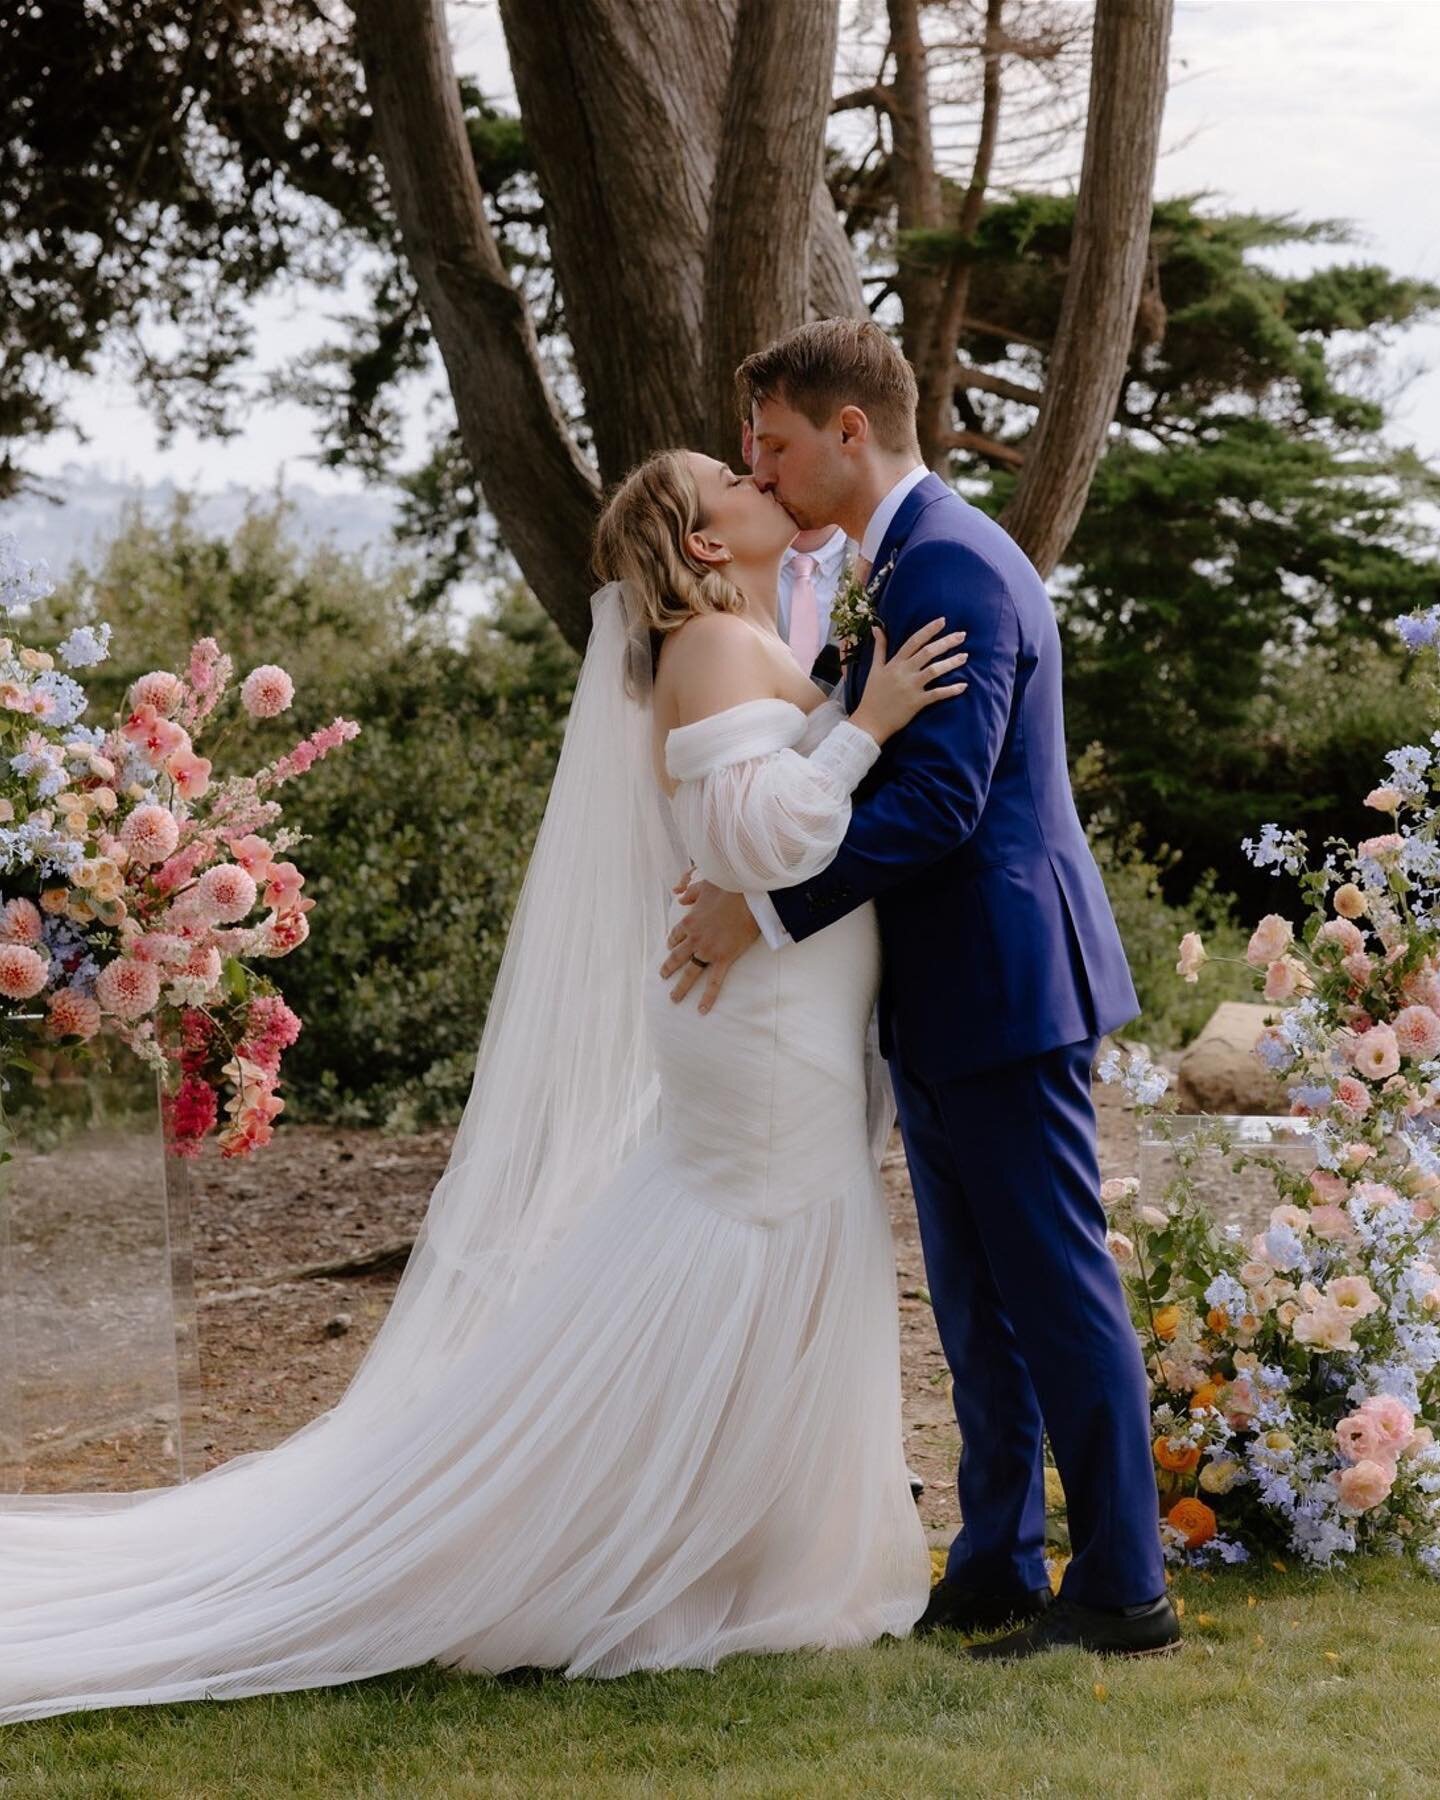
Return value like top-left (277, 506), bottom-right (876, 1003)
top-left (0, 589), bottom-right (929, 1723)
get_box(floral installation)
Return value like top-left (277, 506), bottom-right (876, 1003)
top-left (830, 548), bottom-right (898, 663)
top-left (0, 532), bottom-right (358, 1158)
top-left (1096, 600), bottom-right (1440, 1576)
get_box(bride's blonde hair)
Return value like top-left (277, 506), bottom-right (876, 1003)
top-left (591, 451), bottom-right (747, 653)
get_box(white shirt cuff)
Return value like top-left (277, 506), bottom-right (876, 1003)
top-left (746, 890), bottom-right (793, 949)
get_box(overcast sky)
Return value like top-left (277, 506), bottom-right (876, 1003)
top-left (12, 1), bottom-right (1440, 529)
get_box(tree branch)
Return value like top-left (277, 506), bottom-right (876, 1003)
top-left (351, 0), bottom-right (599, 649)
top-left (943, 428), bottom-right (1025, 468)
top-left (1000, 0), bottom-right (1175, 576)
top-left (956, 363), bottom-right (1042, 406)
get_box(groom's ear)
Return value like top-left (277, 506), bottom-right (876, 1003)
top-left (837, 404), bottom-right (870, 448)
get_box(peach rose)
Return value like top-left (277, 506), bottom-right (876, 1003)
top-left (1265, 956), bottom-right (1309, 1003)
top-left (1341, 951), bottom-right (1374, 986)
top-left (1333, 1076), bottom-right (1371, 1118)
top-left (1357, 1394), bottom-right (1417, 1457)
top-left (1247, 914), bottom-right (1294, 969)
top-left (1291, 1299), bottom-right (1357, 1353)
top-left (1352, 1024), bottom-right (1401, 1081)
top-left (1105, 1230), bottom-right (1135, 1264)
top-left (1365, 786), bottom-right (1403, 813)
top-left (1333, 883), bottom-right (1367, 920)
top-left (1177, 931), bottom-right (1206, 983)
top-left (1308, 1204), bottom-right (1357, 1242)
top-left (1332, 1458), bottom-right (1395, 1513)
top-left (1314, 917), bottom-right (1365, 957)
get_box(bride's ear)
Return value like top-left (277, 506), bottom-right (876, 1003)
top-left (684, 531), bottom-right (733, 569)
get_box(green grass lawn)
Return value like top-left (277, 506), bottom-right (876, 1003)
top-left (3, 1563), bottom-right (1437, 1799)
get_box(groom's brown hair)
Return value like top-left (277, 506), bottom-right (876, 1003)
top-left (736, 319), bottom-right (919, 454)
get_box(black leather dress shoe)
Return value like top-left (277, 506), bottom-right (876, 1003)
top-left (966, 1593), bottom-right (1182, 1661)
top-left (914, 1579), bottom-right (1054, 1638)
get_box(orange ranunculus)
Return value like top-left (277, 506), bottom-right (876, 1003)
top-left (1189, 1381), bottom-right (1223, 1414)
top-left (1152, 1304), bottom-right (1182, 1342)
top-left (1167, 1497), bottom-right (1218, 1549)
top-left (1206, 1306), bottom-right (1230, 1335)
top-left (1154, 1436), bottom-right (1202, 1475)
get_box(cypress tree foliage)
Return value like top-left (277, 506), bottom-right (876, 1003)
top-left (899, 194), bottom-right (1440, 900)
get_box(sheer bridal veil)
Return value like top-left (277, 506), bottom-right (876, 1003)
top-left (3, 583), bottom-right (682, 1516)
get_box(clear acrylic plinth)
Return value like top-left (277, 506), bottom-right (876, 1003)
top-left (0, 1018), bottom-right (204, 1493)
top-left (1138, 1115), bottom-right (1318, 1237)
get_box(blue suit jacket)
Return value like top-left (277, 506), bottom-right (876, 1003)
top-left (769, 473), bottom-right (1138, 1080)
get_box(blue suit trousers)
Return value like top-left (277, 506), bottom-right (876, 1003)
top-left (890, 1036), bottom-right (1165, 1608)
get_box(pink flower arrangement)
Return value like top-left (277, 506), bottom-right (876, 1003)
top-left (0, 537), bottom-right (358, 1160)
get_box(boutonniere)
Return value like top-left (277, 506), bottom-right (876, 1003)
top-left (831, 550), bottom-right (898, 663)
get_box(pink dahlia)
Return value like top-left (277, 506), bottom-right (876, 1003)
top-left (46, 986), bottom-right (102, 1041)
top-left (1394, 1005), bottom-right (1440, 1061)
top-left (0, 897), bottom-right (44, 945)
top-left (95, 957), bottom-right (162, 1020)
top-left (241, 664), bottom-right (295, 719)
top-left (0, 943), bottom-right (49, 1000)
top-left (196, 862), bottom-right (257, 923)
top-left (131, 670), bottom-right (185, 716)
top-left (181, 942), bottom-right (223, 986)
top-left (121, 803), bottom-right (181, 866)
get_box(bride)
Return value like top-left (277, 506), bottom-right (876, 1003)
top-left (0, 449), bottom-right (968, 1722)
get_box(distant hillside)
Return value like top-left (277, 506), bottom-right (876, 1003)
top-left (0, 464), bottom-right (401, 581)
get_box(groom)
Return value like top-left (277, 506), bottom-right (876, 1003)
top-left (662, 319), bottom-right (1177, 1660)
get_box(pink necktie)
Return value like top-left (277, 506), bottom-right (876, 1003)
top-left (787, 553), bottom-right (821, 672)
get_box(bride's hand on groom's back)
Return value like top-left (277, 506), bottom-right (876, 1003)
top-left (849, 617), bottom-right (969, 748)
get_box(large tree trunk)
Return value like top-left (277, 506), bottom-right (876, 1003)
top-left (999, 0), bottom-right (1174, 577)
top-left (885, 0), bottom-right (945, 383)
top-left (498, 0), bottom-right (734, 479)
top-left (703, 0), bottom-right (844, 455)
top-left (352, 0), bottom-right (599, 649)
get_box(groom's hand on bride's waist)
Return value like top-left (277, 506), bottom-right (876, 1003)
top-left (660, 874), bottom-right (759, 1013)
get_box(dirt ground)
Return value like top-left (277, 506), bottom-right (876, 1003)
top-left (27, 1074), bottom-right (1124, 1545)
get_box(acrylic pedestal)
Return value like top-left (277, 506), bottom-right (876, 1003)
top-left (0, 1020), bottom-right (204, 1493)
top-left (1139, 1115), bottom-right (1317, 1237)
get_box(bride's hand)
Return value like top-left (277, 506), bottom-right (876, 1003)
top-left (849, 618), bottom-right (968, 747)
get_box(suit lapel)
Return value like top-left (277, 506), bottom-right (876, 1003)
top-left (843, 473), bottom-right (951, 712)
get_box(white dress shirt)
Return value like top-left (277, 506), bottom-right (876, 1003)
top-left (747, 465), bottom-right (928, 950)
top-left (777, 525), bottom-right (850, 649)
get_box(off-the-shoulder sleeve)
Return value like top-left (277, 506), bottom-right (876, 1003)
top-left (665, 697), bottom-right (879, 892)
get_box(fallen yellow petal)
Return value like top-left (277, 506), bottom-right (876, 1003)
top-left (1246, 1594), bottom-right (1257, 1608)
top-left (1174, 1597), bottom-right (1186, 1618)
top-left (1093, 1683), bottom-right (1109, 1702)
top-left (1195, 1612), bottom-right (1218, 1628)
top-left (1324, 1650), bottom-right (1341, 1664)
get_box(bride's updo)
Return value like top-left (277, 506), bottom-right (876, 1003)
top-left (592, 450), bottom-right (746, 643)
